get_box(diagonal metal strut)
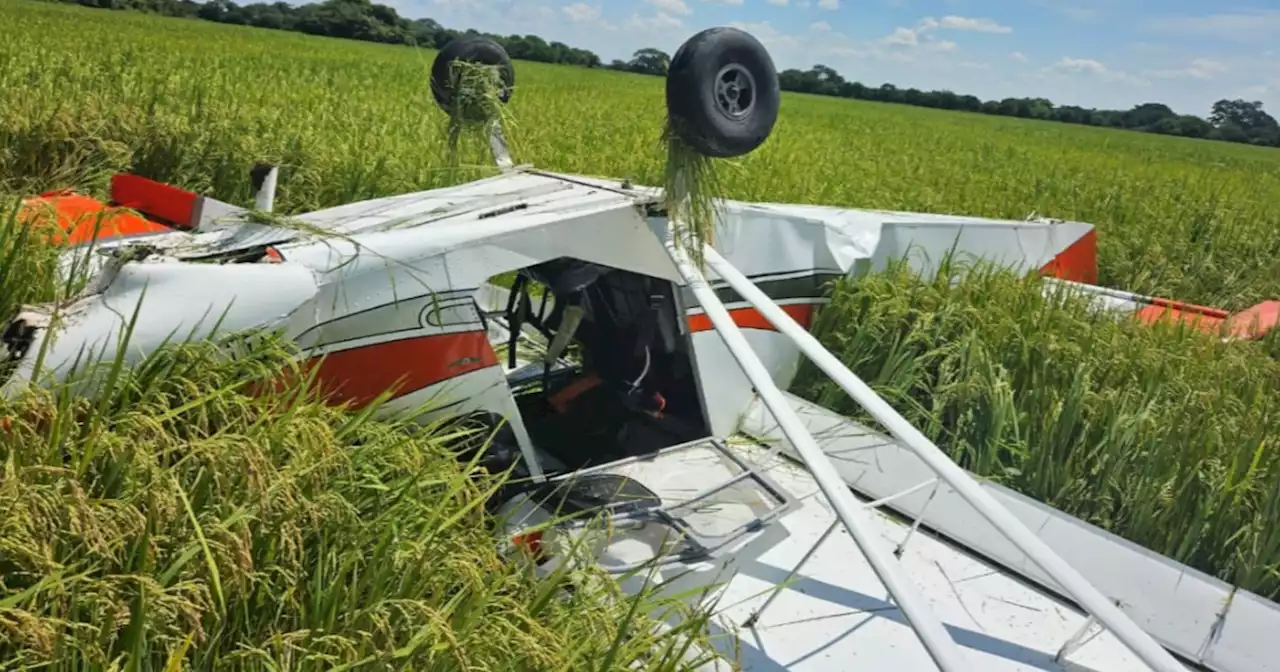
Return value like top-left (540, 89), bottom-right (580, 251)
top-left (664, 231), bottom-right (973, 672)
top-left (699, 243), bottom-right (1188, 672)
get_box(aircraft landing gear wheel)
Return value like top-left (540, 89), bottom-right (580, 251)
top-left (430, 37), bottom-right (515, 118)
top-left (666, 27), bottom-right (780, 158)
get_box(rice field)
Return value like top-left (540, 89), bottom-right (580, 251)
top-left (0, 0), bottom-right (1278, 663)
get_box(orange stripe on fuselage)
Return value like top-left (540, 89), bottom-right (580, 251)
top-left (687, 303), bottom-right (815, 333)
top-left (303, 331), bottom-right (498, 408)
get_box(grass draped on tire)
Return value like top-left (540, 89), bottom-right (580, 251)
top-left (0, 202), bottom-right (722, 671)
top-left (661, 123), bottom-right (723, 270)
top-left (440, 59), bottom-right (512, 177)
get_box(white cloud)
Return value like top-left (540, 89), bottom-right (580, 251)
top-left (1010, 51), bottom-right (1028, 63)
top-left (728, 20), bottom-right (801, 50)
top-left (918, 15), bottom-right (1013, 34)
top-left (647, 0), bottom-right (691, 16)
top-left (877, 14), bottom-right (1006, 57)
top-left (818, 0), bottom-right (839, 9)
top-left (561, 3), bottom-right (600, 23)
top-left (935, 15), bottom-right (1013, 34)
top-left (810, 21), bottom-right (831, 32)
top-left (702, 0), bottom-right (744, 5)
top-left (625, 11), bottom-right (685, 30)
top-left (1052, 57), bottom-right (1107, 76)
top-left (1145, 58), bottom-right (1229, 80)
top-left (766, 0), bottom-right (788, 5)
top-left (1189, 58), bottom-right (1230, 78)
top-left (1044, 57), bottom-right (1147, 86)
top-left (1147, 10), bottom-right (1280, 44)
top-left (884, 27), bottom-right (920, 47)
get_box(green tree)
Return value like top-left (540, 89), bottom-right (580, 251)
top-left (626, 48), bottom-right (670, 76)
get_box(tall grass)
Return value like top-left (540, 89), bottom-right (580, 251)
top-left (0, 207), bottom-right (723, 670)
top-left (794, 257), bottom-right (1280, 600)
top-left (0, 197), bottom-right (65, 326)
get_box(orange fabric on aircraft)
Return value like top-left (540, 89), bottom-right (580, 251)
top-left (1128, 295), bottom-right (1277, 341)
top-left (1135, 304), bottom-right (1227, 332)
top-left (1225, 301), bottom-right (1280, 340)
top-left (1039, 229), bottom-right (1098, 284)
top-left (301, 331), bottom-right (498, 408)
top-left (110, 174), bottom-right (198, 229)
top-left (20, 193), bottom-right (173, 246)
top-left (686, 303), bottom-right (815, 334)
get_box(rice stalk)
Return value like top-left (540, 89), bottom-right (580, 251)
top-left (661, 121), bottom-right (723, 269)
top-left (440, 59), bottom-right (513, 174)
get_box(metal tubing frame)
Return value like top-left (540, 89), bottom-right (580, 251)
top-left (746, 477), bottom-right (940, 628)
top-left (701, 243), bottom-right (1188, 672)
top-left (664, 233), bottom-right (972, 672)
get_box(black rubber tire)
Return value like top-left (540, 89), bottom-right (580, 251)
top-left (430, 37), bottom-right (515, 115)
top-left (666, 27), bottom-right (780, 158)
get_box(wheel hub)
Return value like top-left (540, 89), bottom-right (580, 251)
top-left (714, 63), bottom-right (757, 121)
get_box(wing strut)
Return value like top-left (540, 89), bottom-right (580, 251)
top-left (663, 231), bottom-right (973, 672)
top-left (695, 242), bottom-right (1189, 672)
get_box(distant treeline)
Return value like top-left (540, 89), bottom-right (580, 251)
top-left (52, 0), bottom-right (1280, 148)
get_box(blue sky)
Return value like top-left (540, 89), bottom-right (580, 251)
top-left (390, 0), bottom-right (1279, 117)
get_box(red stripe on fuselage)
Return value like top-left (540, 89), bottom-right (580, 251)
top-left (686, 303), bottom-right (815, 333)
top-left (304, 331), bottom-right (497, 408)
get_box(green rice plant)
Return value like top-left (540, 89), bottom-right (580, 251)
top-left (0, 198), bottom-right (64, 324)
top-left (793, 255), bottom-right (1280, 600)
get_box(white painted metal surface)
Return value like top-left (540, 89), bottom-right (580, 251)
top-left (739, 394), bottom-right (1279, 672)
top-left (709, 440), bottom-right (1159, 672)
top-left (700, 245), bottom-right (1188, 672)
top-left (253, 164), bottom-right (278, 212)
top-left (500, 438), bottom-right (1160, 672)
top-left (0, 261), bottom-right (320, 398)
